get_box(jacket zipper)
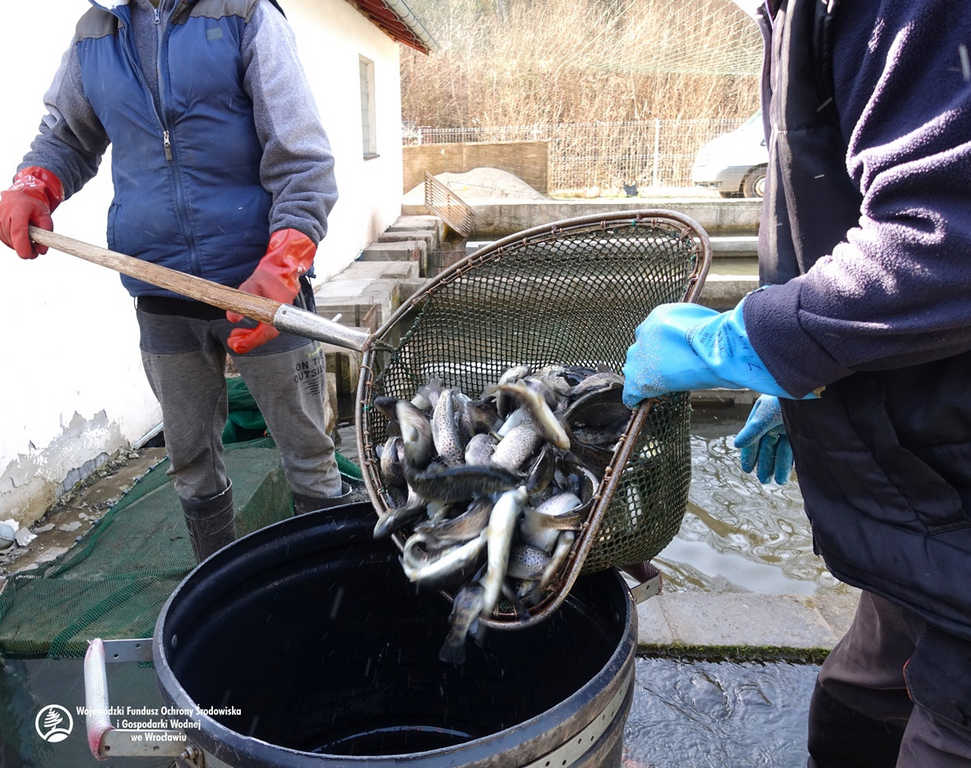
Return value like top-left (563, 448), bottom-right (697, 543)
top-left (154, 2), bottom-right (201, 276)
top-left (116, 2), bottom-right (200, 276)
top-left (153, 7), bottom-right (174, 162)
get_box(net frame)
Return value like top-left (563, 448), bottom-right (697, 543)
top-left (355, 210), bottom-right (711, 629)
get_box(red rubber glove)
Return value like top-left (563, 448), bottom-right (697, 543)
top-left (0, 167), bottom-right (64, 260)
top-left (227, 228), bottom-right (317, 354)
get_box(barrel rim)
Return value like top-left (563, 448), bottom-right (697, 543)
top-left (153, 505), bottom-right (637, 768)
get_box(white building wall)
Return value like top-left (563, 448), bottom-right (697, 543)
top-left (0, 0), bottom-right (406, 524)
top-left (289, 0), bottom-right (405, 280)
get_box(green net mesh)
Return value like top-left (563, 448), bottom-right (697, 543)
top-left (359, 212), bottom-right (705, 576)
top-left (0, 374), bottom-right (365, 659)
top-left (0, 440), bottom-right (291, 659)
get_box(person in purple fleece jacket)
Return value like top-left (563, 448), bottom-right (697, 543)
top-left (624, 1), bottom-right (971, 765)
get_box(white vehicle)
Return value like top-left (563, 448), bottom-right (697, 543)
top-left (691, 112), bottom-right (769, 198)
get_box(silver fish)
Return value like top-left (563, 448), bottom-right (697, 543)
top-left (432, 389), bottom-right (465, 467)
top-left (407, 464), bottom-right (521, 503)
top-left (464, 433), bottom-right (498, 465)
top-left (521, 492), bottom-right (584, 551)
top-left (411, 376), bottom-right (442, 412)
top-left (455, 393), bottom-right (498, 442)
top-left (499, 382), bottom-right (571, 450)
top-left (494, 364), bottom-right (531, 417)
top-left (496, 406), bottom-right (532, 438)
top-left (379, 436), bottom-right (406, 488)
top-left (525, 444), bottom-right (555, 496)
top-left (536, 531), bottom-right (576, 593)
top-left (416, 498), bottom-right (492, 543)
top-left (522, 376), bottom-right (561, 409)
top-left (562, 455), bottom-right (601, 503)
top-left (396, 401), bottom-right (434, 469)
top-left (439, 584), bottom-right (486, 665)
top-left (499, 364), bottom-right (532, 385)
top-left (569, 371), bottom-right (624, 399)
top-left (507, 544), bottom-right (551, 581)
top-left (373, 485), bottom-right (426, 539)
top-left (401, 531), bottom-right (488, 586)
top-left (565, 386), bottom-right (630, 430)
top-left (480, 487), bottom-right (528, 616)
top-left (533, 365), bottom-right (573, 397)
top-left (491, 424), bottom-right (542, 472)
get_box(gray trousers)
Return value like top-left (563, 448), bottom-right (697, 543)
top-left (809, 591), bottom-right (971, 767)
top-left (137, 303), bottom-right (341, 503)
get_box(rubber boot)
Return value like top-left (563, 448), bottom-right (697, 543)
top-left (292, 482), bottom-right (353, 515)
top-left (181, 482), bottom-right (236, 563)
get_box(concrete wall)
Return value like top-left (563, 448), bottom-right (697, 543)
top-left (403, 141), bottom-right (550, 194)
top-left (0, 0), bottom-right (406, 524)
top-left (403, 198), bottom-right (763, 239)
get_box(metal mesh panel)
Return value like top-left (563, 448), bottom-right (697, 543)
top-left (424, 171), bottom-right (474, 237)
top-left (357, 211), bottom-right (710, 624)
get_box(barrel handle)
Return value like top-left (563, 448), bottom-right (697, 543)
top-left (83, 638), bottom-right (193, 761)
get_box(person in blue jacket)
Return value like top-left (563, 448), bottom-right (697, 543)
top-left (623, 1), bottom-right (971, 765)
top-left (0, 0), bottom-right (348, 561)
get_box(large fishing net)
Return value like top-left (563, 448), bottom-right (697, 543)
top-left (0, 375), bottom-right (364, 659)
top-left (357, 210), bottom-right (711, 625)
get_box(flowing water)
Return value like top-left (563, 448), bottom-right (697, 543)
top-left (656, 407), bottom-right (847, 600)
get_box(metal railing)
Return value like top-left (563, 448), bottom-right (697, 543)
top-left (424, 171), bottom-right (474, 237)
top-left (404, 118), bottom-right (748, 192)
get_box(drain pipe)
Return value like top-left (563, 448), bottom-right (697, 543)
top-left (382, 0), bottom-right (438, 52)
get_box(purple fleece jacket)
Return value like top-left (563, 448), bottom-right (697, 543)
top-left (744, 1), bottom-right (971, 398)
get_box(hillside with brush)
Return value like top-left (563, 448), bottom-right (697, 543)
top-left (401, 0), bottom-right (763, 128)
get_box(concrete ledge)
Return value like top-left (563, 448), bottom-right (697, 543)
top-left (710, 235), bottom-right (758, 258)
top-left (389, 215), bottom-right (446, 243)
top-left (698, 273), bottom-right (760, 310)
top-left (637, 591), bottom-right (860, 660)
top-left (690, 388), bottom-right (758, 407)
top-left (360, 240), bottom-right (426, 261)
top-left (314, 278), bottom-right (401, 331)
top-left (377, 229), bottom-right (439, 253)
top-left (337, 260), bottom-right (420, 281)
top-left (360, 241), bottom-right (428, 277)
top-left (402, 199), bottom-right (761, 238)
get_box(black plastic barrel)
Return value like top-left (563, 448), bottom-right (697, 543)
top-left (154, 502), bottom-right (636, 767)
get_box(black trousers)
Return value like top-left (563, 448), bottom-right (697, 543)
top-left (809, 591), bottom-right (971, 767)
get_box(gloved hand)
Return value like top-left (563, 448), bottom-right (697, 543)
top-left (733, 395), bottom-right (794, 484)
top-left (227, 228), bottom-right (316, 354)
top-left (621, 300), bottom-right (794, 409)
top-left (0, 167), bottom-right (64, 260)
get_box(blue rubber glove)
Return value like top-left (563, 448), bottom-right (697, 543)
top-left (733, 395), bottom-right (794, 484)
top-left (621, 299), bottom-right (793, 408)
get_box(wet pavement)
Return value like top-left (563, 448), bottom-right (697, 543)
top-left (623, 658), bottom-right (817, 767)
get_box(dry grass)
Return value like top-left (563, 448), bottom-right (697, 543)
top-left (402, 0), bottom-right (763, 127)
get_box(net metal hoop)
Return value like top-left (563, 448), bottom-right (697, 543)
top-left (355, 209), bottom-right (712, 629)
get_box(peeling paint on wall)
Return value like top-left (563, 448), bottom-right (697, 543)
top-left (0, 411), bottom-right (127, 526)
